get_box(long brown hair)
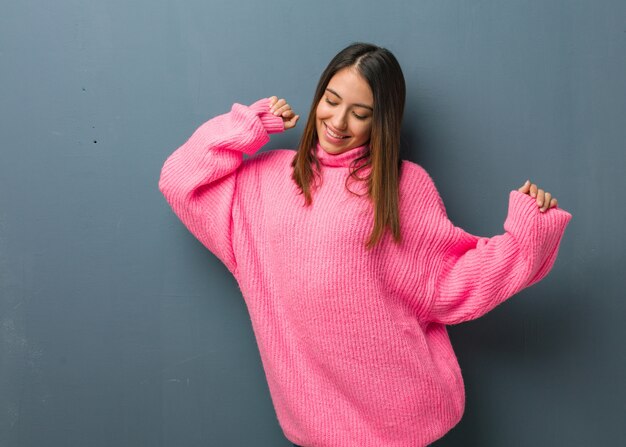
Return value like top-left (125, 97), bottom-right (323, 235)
top-left (290, 42), bottom-right (406, 250)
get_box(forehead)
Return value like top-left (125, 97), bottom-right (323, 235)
top-left (327, 68), bottom-right (373, 104)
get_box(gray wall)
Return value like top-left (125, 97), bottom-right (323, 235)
top-left (1, 1), bottom-right (624, 445)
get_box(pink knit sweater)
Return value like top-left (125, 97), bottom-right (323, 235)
top-left (158, 98), bottom-right (572, 446)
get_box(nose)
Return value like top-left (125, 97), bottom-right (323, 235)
top-left (331, 108), bottom-right (348, 130)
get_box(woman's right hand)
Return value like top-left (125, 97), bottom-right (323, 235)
top-left (268, 96), bottom-right (300, 130)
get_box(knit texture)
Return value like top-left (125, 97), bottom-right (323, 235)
top-left (158, 98), bottom-right (573, 447)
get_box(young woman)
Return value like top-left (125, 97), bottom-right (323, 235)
top-left (159, 42), bottom-right (572, 447)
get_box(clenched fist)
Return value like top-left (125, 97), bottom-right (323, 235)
top-left (518, 180), bottom-right (558, 212)
top-left (268, 96), bottom-right (299, 130)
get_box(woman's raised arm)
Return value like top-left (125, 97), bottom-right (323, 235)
top-left (396, 163), bottom-right (572, 325)
top-left (416, 174), bottom-right (573, 325)
top-left (158, 98), bottom-right (285, 276)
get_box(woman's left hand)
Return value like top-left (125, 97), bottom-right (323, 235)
top-left (518, 180), bottom-right (558, 212)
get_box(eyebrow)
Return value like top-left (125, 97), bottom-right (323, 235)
top-left (325, 88), bottom-right (373, 111)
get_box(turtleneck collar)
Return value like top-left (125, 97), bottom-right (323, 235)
top-left (315, 141), bottom-right (370, 168)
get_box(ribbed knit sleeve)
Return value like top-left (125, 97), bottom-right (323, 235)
top-left (426, 188), bottom-right (572, 325)
top-left (158, 98), bottom-right (284, 276)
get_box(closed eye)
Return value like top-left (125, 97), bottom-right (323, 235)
top-left (326, 98), bottom-right (369, 120)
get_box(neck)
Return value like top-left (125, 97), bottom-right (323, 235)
top-left (315, 141), bottom-right (370, 168)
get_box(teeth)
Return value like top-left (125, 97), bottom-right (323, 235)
top-left (326, 124), bottom-right (347, 139)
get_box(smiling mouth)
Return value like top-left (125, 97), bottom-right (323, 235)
top-left (324, 122), bottom-right (349, 139)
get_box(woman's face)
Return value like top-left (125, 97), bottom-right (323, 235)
top-left (315, 67), bottom-right (374, 155)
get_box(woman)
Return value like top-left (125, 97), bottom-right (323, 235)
top-left (159, 42), bottom-right (572, 447)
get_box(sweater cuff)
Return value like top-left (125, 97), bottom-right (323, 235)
top-left (248, 98), bottom-right (285, 134)
top-left (504, 190), bottom-right (573, 243)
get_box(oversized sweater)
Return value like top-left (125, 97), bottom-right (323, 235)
top-left (158, 98), bottom-right (573, 447)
